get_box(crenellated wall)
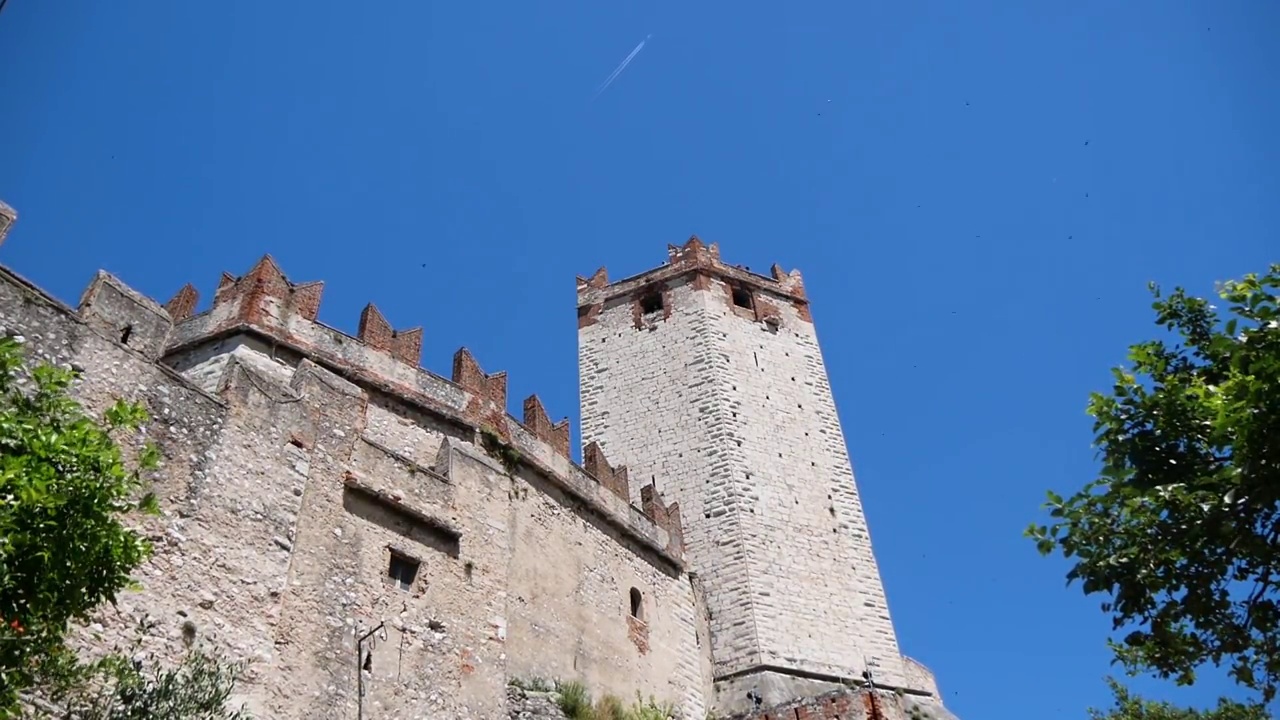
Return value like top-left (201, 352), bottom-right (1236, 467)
top-left (0, 234), bottom-right (706, 719)
top-left (0, 202), bottom-right (954, 720)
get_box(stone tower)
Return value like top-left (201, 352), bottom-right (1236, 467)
top-left (578, 238), bottom-right (932, 715)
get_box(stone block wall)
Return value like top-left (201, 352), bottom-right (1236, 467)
top-left (577, 238), bottom-right (922, 715)
top-left (0, 249), bottom-right (707, 719)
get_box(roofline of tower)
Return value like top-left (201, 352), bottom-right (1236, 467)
top-left (575, 236), bottom-right (808, 309)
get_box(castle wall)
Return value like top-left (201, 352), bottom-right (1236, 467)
top-left (577, 241), bottom-right (919, 715)
top-left (0, 262), bottom-right (707, 720)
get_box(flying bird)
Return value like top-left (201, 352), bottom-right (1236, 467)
top-left (594, 34), bottom-right (651, 99)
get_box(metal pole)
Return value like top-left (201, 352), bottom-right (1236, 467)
top-left (0, 0), bottom-right (9, 16)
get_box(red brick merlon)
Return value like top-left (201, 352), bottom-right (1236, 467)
top-left (164, 284), bottom-right (200, 322)
top-left (523, 395), bottom-right (571, 458)
top-left (359, 303), bottom-right (423, 366)
top-left (0, 199), bottom-right (16, 248)
top-left (639, 484), bottom-right (684, 559)
top-left (575, 236), bottom-right (811, 325)
top-left (583, 441), bottom-right (630, 502)
top-left (153, 253), bottom-right (685, 571)
top-left (451, 347), bottom-right (509, 441)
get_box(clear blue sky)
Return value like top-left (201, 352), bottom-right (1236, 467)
top-left (1, 2), bottom-right (1277, 717)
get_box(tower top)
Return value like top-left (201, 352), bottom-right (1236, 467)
top-left (575, 236), bottom-right (807, 312)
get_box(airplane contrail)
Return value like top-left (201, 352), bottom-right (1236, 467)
top-left (594, 34), bottom-right (651, 99)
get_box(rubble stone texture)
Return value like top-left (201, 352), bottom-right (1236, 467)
top-left (0, 204), bottom-right (957, 720)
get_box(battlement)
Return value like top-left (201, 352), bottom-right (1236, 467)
top-left (0, 202), bottom-right (685, 569)
top-left (159, 255), bottom-right (686, 564)
top-left (576, 236), bottom-right (811, 327)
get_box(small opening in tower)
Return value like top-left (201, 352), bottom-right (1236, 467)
top-left (731, 286), bottom-right (753, 309)
top-left (387, 551), bottom-right (419, 592)
top-left (639, 291), bottom-right (663, 315)
top-left (119, 325), bottom-right (133, 345)
top-left (629, 587), bottom-right (644, 620)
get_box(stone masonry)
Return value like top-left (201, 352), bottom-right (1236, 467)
top-left (0, 202), bottom-right (955, 720)
top-left (577, 238), bottom-right (955, 716)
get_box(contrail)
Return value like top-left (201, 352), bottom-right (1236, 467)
top-left (594, 34), bottom-right (651, 99)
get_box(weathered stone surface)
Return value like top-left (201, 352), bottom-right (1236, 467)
top-left (0, 259), bottom-right (705, 720)
top-left (578, 238), bottom-right (954, 717)
top-left (506, 687), bottom-right (568, 720)
top-left (0, 211), bottom-right (958, 720)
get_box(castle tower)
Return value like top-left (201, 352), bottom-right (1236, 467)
top-left (578, 238), bottom-right (922, 714)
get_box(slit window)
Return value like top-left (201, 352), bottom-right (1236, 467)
top-left (731, 287), bottom-right (753, 309)
top-left (629, 587), bottom-right (644, 620)
top-left (387, 551), bottom-right (419, 591)
top-left (120, 325), bottom-right (133, 344)
top-left (639, 292), bottom-right (663, 315)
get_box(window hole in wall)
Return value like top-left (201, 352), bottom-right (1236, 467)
top-left (732, 286), bottom-right (753, 309)
top-left (119, 325), bottom-right (133, 344)
top-left (629, 587), bottom-right (644, 620)
top-left (464, 561), bottom-right (474, 583)
top-left (754, 352), bottom-right (759, 368)
top-left (288, 438), bottom-right (305, 449)
top-left (639, 292), bottom-right (664, 315)
top-left (387, 551), bottom-right (419, 592)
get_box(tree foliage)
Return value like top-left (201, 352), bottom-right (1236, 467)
top-left (26, 618), bottom-right (251, 719)
top-left (1089, 678), bottom-right (1270, 720)
top-left (1028, 264), bottom-right (1280, 701)
top-left (0, 334), bottom-right (161, 710)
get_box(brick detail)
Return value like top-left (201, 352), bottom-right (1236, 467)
top-left (626, 615), bottom-right (651, 655)
top-left (640, 484), bottom-right (685, 557)
top-left (583, 441), bottom-right (630, 502)
top-left (212, 255), bottom-right (325, 325)
top-left (357, 303), bottom-right (422, 366)
top-left (575, 266), bottom-right (609, 291)
top-left (0, 200), bottom-right (14, 248)
top-left (451, 348), bottom-right (508, 439)
top-left (164, 284), bottom-right (199, 321)
top-left (667, 235), bottom-right (720, 267)
top-left (577, 303), bottom-right (602, 328)
top-left (578, 236), bottom-right (813, 326)
top-left (522, 394), bottom-right (570, 458)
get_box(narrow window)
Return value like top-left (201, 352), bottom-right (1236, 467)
top-left (387, 551), bottom-right (419, 591)
top-left (120, 325), bottom-right (133, 344)
top-left (629, 587), bottom-right (644, 620)
top-left (639, 292), bottom-right (663, 315)
top-left (731, 287), bottom-right (753, 309)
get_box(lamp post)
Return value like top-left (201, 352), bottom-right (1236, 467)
top-left (356, 621), bottom-right (386, 720)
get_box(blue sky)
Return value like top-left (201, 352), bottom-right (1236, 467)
top-left (1, 1), bottom-right (1277, 717)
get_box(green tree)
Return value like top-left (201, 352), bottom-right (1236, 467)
top-left (1090, 678), bottom-right (1269, 720)
top-left (1027, 264), bottom-right (1280, 701)
top-left (0, 332), bottom-right (165, 712)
